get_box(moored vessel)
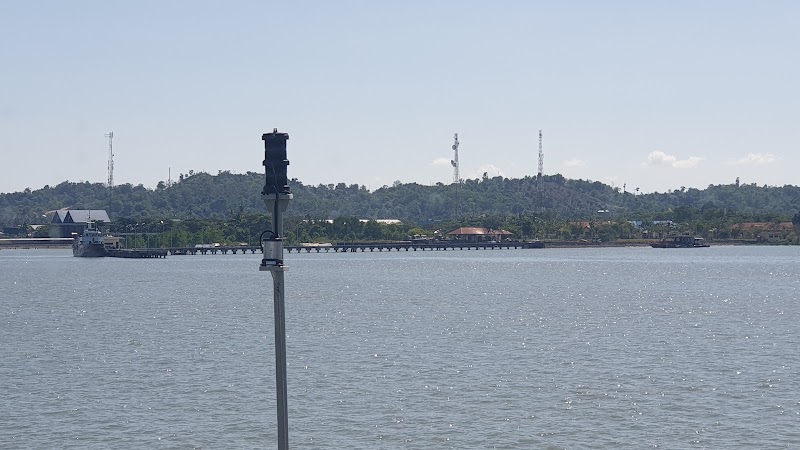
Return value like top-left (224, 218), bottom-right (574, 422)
top-left (72, 221), bottom-right (107, 257)
top-left (650, 235), bottom-right (709, 248)
top-left (526, 240), bottom-right (545, 249)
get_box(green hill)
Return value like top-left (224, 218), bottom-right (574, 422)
top-left (3, 172), bottom-right (800, 226)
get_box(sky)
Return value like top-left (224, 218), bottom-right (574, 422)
top-left (1, 1), bottom-right (798, 194)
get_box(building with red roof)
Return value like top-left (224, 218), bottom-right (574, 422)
top-left (447, 227), bottom-right (514, 242)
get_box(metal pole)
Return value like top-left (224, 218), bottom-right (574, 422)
top-left (272, 260), bottom-right (288, 449)
top-left (260, 129), bottom-right (292, 450)
top-left (270, 194), bottom-right (289, 450)
top-left (262, 193), bottom-right (291, 449)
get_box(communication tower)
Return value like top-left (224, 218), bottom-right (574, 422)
top-left (537, 130), bottom-right (544, 179)
top-left (105, 131), bottom-right (114, 188)
top-left (450, 133), bottom-right (460, 184)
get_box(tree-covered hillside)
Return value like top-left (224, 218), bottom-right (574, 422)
top-left (2, 171), bottom-right (800, 227)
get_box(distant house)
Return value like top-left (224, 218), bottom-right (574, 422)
top-left (358, 219), bottom-right (402, 225)
top-left (758, 231), bottom-right (784, 242)
top-left (571, 220), bottom-right (613, 230)
top-left (447, 227), bottom-right (513, 242)
top-left (50, 209), bottom-right (111, 237)
top-left (732, 222), bottom-right (794, 240)
top-left (733, 222), bottom-right (794, 231)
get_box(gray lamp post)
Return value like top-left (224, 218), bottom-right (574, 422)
top-left (260, 129), bottom-right (292, 450)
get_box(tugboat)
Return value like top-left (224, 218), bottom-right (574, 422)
top-left (650, 235), bottom-right (710, 248)
top-left (526, 239), bottom-right (545, 249)
top-left (72, 221), bottom-right (107, 257)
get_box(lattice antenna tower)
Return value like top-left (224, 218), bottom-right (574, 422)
top-left (450, 133), bottom-right (460, 183)
top-left (105, 131), bottom-right (114, 188)
top-left (537, 130), bottom-right (544, 179)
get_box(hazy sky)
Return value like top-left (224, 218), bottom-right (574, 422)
top-left (2, 1), bottom-right (798, 194)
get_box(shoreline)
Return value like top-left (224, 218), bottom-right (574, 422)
top-left (0, 239), bottom-right (775, 251)
top-left (0, 244), bottom-right (71, 250)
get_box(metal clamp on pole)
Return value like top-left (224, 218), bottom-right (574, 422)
top-left (260, 237), bottom-right (285, 271)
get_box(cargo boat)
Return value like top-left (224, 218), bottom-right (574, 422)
top-left (650, 235), bottom-right (710, 248)
top-left (72, 221), bottom-right (107, 257)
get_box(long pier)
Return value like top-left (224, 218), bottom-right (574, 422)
top-left (107, 248), bottom-right (168, 258)
top-left (286, 241), bottom-right (544, 253)
top-left (150, 241), bottom-right (545, 256)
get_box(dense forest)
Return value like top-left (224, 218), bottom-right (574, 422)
top-left (2, 171), bottom-right (800, 245)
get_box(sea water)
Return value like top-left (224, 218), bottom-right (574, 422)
top-left (1, 246), bottom-right (799, 449)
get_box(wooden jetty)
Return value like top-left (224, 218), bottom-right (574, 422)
top-left (107, 248), bottom-right (168, 258)
top-left (166, 246), bottom-right (262, 256)
top-left (286, 241), bottom-right (544, 253)
top-left (153, 241), bottom-right (544, 255)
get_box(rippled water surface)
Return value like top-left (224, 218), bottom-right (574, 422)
top-left (2, 246), bottom-right (800, 448)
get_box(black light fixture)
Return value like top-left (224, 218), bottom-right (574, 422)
top-left (262, 128), bottom-right (290, 195)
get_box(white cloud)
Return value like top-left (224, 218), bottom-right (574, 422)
top-left (730, 153), bottom-right (776, 165)
top-left (646, 151), bottom-right (703, 169)
top-left (432, 157), bottom-right (452, 166)
top-left (672, 156), bottom-right (703, 168)
top-left (564, 158), bottom-right (587, 167)
top-left (646, 151), bottom-right (676, 167)
top-left (472, 163), bottom-right (505, 179)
